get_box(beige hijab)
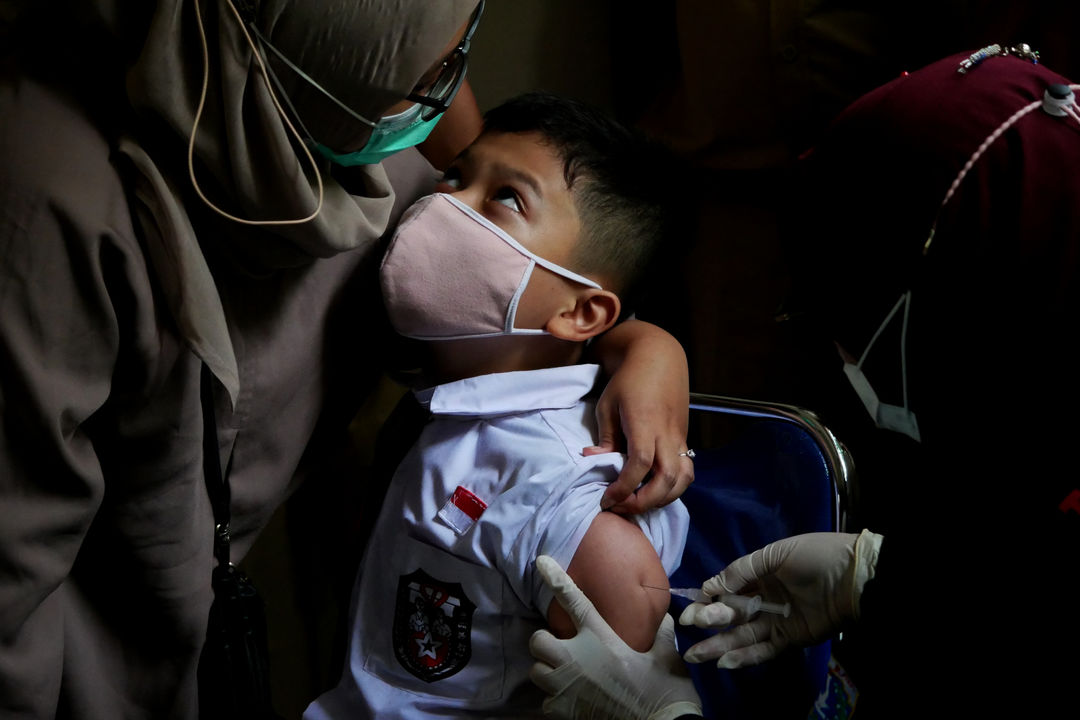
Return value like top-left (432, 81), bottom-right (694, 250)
top-left (106, 0), bottom-right (476, 401)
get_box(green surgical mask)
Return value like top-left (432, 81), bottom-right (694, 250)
top-left (249, 24), bottom-right (447, 168)
top-left (311, 102), bottom-right (443, 166)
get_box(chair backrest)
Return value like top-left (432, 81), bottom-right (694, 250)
top-left (688, 392), bottom-right (854, 532)
top-left (669, 393), bottom-right (854, 720)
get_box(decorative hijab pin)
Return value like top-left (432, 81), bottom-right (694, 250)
top-left (958, 43), bottom-right (1040, 74)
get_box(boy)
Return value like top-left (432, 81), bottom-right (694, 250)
top-left (305, 92), bottom-right (692, 719)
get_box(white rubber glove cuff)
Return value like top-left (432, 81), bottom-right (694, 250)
top-left (851, 529), bottom-right (883, 622)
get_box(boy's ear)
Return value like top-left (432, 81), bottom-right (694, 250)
top-left (546, 289), bottom-right (621, 342)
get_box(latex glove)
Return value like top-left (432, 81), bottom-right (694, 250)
top-left (585, 319), bottom-right (693, 514)
top-left (529, 556), bottom-right (702, 720)
top-left (680, 530), bottom-right (883, 669)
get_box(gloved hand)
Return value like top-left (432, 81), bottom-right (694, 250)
top-left (529, 556), bottom-right (702, 720)
top-left (680, 529), bottom-right (883, 669)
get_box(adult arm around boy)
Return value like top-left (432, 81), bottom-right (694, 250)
top-left (586, 319), bottom-right (692, 514)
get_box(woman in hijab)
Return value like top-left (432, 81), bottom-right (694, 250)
top-left (0, 1), bottom-right (693, 717)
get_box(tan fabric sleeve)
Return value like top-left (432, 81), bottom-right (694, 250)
top-left (0, 187), bottom-right (116, 713)
top-left (0, 77), bottom-right (167, 715)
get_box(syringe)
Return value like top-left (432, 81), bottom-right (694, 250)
top-left (667, 587), bottom-right (792, 617)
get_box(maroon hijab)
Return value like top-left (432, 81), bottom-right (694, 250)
top-left (789, 52), bottom-right (1080, 715)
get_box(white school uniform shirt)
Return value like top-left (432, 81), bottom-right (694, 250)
top-left (305, 363), bottom-right (689, 720)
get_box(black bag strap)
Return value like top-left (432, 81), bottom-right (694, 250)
top-left (200, 364), bottom-right (234, 569)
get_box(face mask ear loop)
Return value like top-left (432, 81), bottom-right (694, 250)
top-left (245, 22), bottom-right (378, 132)
top-left (856, 292), bottom-right (907, 369)
top-left (856, 292), bottom-right (915, 413)
top-left (899, 290), bottom-right (913, 413)
top-left (504, 259), bottom-right (536, 334)
top-left (189, 0), bottom-right (324, 226)
top-left (845, 291), bottom-right (916, 430)
top-left (253, 41), bottom-right (318, 145)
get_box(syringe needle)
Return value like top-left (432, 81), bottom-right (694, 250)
top-left (642, 585), bottom-right (792, 617)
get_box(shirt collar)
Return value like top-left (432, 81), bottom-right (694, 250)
top-left (416, 364), bottom-right (602, 417)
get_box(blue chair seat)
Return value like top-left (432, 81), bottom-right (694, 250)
top-left (670, 395), bottom-right (852, 719)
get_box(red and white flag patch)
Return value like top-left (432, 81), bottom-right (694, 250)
top-left (437, 486), bottom-right (487, 536)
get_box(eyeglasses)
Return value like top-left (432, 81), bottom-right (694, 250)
top-left (248, 0), bottom-right (484, 132)
top-left (406, 0), bottom-right (485, 121)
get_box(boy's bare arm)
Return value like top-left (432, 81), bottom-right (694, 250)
top-left (546, 511), bottom-right (670, 652)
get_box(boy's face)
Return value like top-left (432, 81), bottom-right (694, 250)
top-left (435, 130), bottom-right (585, 329)
top-left (436, 131), bottom-right (581, 261)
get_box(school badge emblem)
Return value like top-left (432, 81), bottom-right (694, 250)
top-left (393, 568), bottom-right (476, 682)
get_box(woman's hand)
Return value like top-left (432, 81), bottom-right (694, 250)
top-left (586, 319), bottom-right (693, 513)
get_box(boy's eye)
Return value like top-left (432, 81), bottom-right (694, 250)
top-left (493, 187), bottom-right (523, 213)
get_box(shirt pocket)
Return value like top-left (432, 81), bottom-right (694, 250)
top-left (355, 532), bottom-right (508, 702)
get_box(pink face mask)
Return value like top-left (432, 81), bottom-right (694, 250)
top-left (380, 193), bottom-right (601, 341)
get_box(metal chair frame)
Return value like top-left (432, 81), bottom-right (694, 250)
top-left (689, 392), bottom-right (855, 533)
